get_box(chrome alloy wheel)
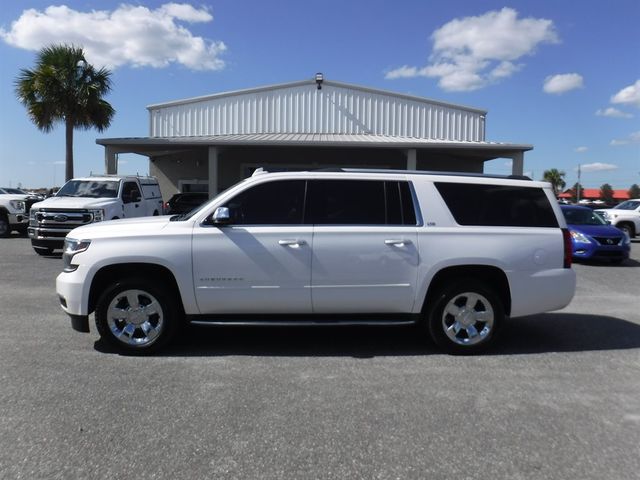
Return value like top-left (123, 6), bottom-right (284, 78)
top-left (441, 292), bottom-right (494, 346)
top-left (106, 289), bottom-right (164, 347)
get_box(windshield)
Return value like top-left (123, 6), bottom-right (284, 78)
top-left (56, 180), bottom-right (119, 198)
top-left (563, 208), bottom-right (607, 226)
top-left (613, 200), bottom-right (640, 210)
top-left (0, 187), bottom-right (27, 194)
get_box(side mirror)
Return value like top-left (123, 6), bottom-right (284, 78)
top-left (212, 207), bottom-right (230, 225)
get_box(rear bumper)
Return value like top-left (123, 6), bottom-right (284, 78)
top-left (510, 268), bottom-right (576, 318)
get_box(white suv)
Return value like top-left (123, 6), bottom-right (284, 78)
top-left (56, 169), bottom-right (576, 354)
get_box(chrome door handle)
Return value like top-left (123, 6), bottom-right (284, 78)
top-left (279, 239), bottom-right (306, 247)
top-left (384, 239), bottom-right (411, 246)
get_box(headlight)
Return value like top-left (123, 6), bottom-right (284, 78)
top-left (570, 230), bottom-right (591, 244)
top-left (9, 200), bottom-right (25, 212)
top-left (90, 209), bottom-right (104, 222)
top-left (62, 238), bottom-right (91, 272)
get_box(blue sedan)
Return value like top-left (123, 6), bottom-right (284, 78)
top-left (560, 205), bottom-right (630, 263)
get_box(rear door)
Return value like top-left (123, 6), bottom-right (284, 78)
top-left (308, 179), bottom-right (419, 314)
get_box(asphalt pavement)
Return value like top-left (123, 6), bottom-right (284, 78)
top-left (1, 236), bottom-right (639, 480)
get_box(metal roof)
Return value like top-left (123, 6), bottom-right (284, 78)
top-left (97, 133), bottom-right (532, 151)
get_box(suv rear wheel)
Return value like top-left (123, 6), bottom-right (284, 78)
top-left (427, 280), bottom-right (504, 354)
top-left (95, 278), bottom-right (178, 353)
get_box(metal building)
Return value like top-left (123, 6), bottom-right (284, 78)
top-left (97, 76), bottom-right (531, 198)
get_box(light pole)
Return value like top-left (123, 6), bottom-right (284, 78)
top-left (577, 164), bottom-right (581, 202)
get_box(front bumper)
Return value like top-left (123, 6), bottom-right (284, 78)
top-left (8, 213), bottom-right (28, 228)
top-left (56, 268), bottom-right (90, 317)
top-left (572, 243), bottom-right (630, 261)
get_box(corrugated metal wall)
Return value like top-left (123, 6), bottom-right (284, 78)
top-left (149, 84), bottom-right (485, 142)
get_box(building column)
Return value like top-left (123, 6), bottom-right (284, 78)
top-left (208, 146), bottom-right (219, 198)
top-left (510, 151), bottom-right (524, 176)
top-left (104, 147), bottom-right (118, 174)
top-left (406, 148), bottom-right (417, 171)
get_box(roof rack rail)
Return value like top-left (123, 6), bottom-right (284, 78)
top-left (312, 168), bottom-right (532, 181)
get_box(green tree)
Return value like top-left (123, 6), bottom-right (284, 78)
top-left (570, 182), bottom-right (583, 203)
top-left (542, 169), bottom-right (566, 197)
top-left (15, 44), bottom-right (115, 182)
top-left (600, 183), bottom-right (614, 205)
top-left (629, 184), bottom-right (640, 199)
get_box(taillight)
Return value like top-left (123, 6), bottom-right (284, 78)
top-left (562, 228), bottom-right (572, 268)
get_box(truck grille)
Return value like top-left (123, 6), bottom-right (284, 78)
top-left (31, 209), bottom-right (95, 231)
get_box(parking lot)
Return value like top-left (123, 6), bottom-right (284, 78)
top-left (1, 236), bottom-right (639, 480)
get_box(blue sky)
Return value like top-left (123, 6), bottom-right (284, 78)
top-left (1, 0), bottom-right (638, 190)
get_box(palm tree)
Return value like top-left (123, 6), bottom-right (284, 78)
top-left (15, 44), bottom-right (115, 182)
top-left (542, 169), bottom-right (566, 197)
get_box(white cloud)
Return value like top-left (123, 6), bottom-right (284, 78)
top-left (0, 3), bottom-right (226, 71)
top-left (595, 107), bottom-right (633, 118)
top-left (580, 163), bottom-right (618, 173)
top-left (543, 73), bottom-right (584, 94)
top-left (574, 146), bottom-right (588, 153)
top-left (385, 8), bottom-right (558, 91)
top-left (610, 131), bottom-right (640, 146)
top-left (385, 65), bottom-right (420, 79)
top-left (611, 80), bottom-right (640, 108)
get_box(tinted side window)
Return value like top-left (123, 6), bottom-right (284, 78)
top-left (307, 180), bottom-right (386, 225)
top-left (222, 180), bottom-right (305, 224)
top-left (435, 182), bottom-right (558, 228)
top-left (122, 182), bottom-right (142, 203)
top-left (384, 181), bottom-right (417, 225)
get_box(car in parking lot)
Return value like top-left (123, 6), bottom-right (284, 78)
top-left (163, 192), bottom-right (209, 215)
top-left (561, 205), bottom-right (630, 263)
top-left (57, 168), bottom-right (576, 355)
top-left (596, 199), bottom-right (640, 238)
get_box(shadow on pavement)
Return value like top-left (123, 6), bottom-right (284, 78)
top-left (94, 312), bottom-right (640, 357)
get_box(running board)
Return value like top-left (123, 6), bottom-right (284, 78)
top-left (187, 313), bottom-right (420, 327)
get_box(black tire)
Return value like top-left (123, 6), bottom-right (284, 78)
top-left (95, 278), bottom-right (179, 354)
top-left (617, 223), bottom-right (635, 238)
top-left (0, 215), bottom-right (9, 238)
top-left (426, 280), bottom-right (504, 355)
top-left (33, 247), bottom-right (53, 256)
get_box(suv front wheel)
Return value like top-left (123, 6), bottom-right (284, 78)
top-left (95, 278), bottom-right (178, 353)
top-left (427, 280), bottom-right (504, 355)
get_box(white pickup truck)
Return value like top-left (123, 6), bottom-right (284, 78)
top-left (596, 199), bottom-right (640, 238)
top-left (0, 190), bottom-right (41, 237)
top-left (56, 169), bottom-right (576, 355)
top-left (29, 175), bottom-right (163, 255)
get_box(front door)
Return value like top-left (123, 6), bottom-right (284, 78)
top-left (121, 181), bottom-right (142, 218)
top-left (192, 180), bottom-right (312, 314)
